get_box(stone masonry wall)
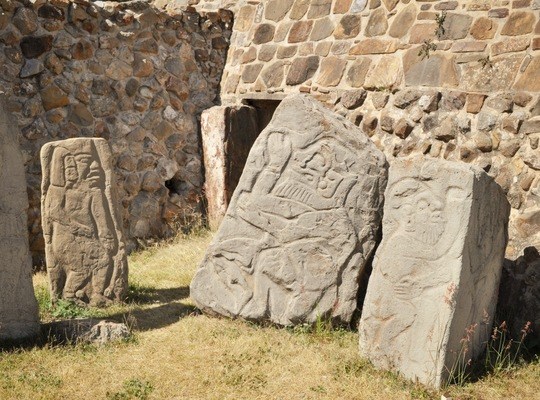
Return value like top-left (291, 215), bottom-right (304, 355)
top-left (220, 0), bottom-right (540, 260)
top-left (0, 0), bottom-right (231, 262)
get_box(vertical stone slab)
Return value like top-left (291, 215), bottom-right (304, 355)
top-left (201, 105), bottom-right (259, 230)
top-left (359, 157), bottom-right (510, 388)
top-left (41, 138), bottom-right (128, 307)
top-left (0, 96), bottom-right (39, 343)
top-left (191, 94), bottom-right (387, 326)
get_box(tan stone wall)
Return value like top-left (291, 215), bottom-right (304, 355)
top-left (220, 0), bottom-right (540, 259)
top-left (0, 0), bottom-right (231, 262)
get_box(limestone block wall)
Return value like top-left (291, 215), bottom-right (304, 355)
top-left (220, 0), bottom-right (540, 259)
top-left (0, 0), bottom-right (231, 262)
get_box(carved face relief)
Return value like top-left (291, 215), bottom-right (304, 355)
top-left (74, 153), bottom-right (104, 188)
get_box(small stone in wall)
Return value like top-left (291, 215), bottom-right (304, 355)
top-left (310, 17), bottom-right (335, 41)
top-left (394, 118), bottom-right (412, 139)
top-left (393, 89), bottom-right (422, 109)
top-left (382, 0), bottom-right (399, 12)
top-left (514, 56), bottom-right (540, 92)
top-left (473, 132), bottom-right (494, 152)
top-left (20, 59), bottom-right (44, 78)
top-left (485, 95), bottom-right (513, 113)
top-left (388, 3), bottom-right (417, 38)
top-left (286, 56), bottom-right (320, 86)
top-left (365, 7), bottom-right (387, 37)
top-left (20, 35), bottom-right (53, 59)
top-left (346, 58), bottom-right (371, 88)
top-left (290, 0), bottom-right (310, 20)
top-left (470, 17), bottom-right (497, 40)
top-left (307, 0), bottom-right (332, 19)
top-left (513, 92), bottom-right (532, 108)
top-left (40, 84), bottom-right (69, 111)
top-left (334, 0), bottom-right (354, 13)
top-left (288, 20), bottom-right (313, 43)
top-left (316, 56), bottom-right (347, 87)
top-left (253, 23), bottom-right (275, 44)
top-left (488, 8), bottom-right (510, 18)
top-left (71, 40), bottom-right (94, 60)
top-left (371, 92), bottom-right (389, 110)
top-left (434, 117), bottom-right (458, 142)
top-left (439, 13), bottom-right (473, 40)
top-left (265, 0), bottom-right (295, 22)
top-left (501, 11), bottom-right (536, 36)
top-left (13, 7), bottom-right (38, 35)
top-left (466, 93), bottom-right (486, 114)
top-left (477, 111), bottom-right (499, 131)
top-left (261, 61), bottom-right (286, 87)
top-left (440, 91), bottom-right (466, 111)
top-left (418, 91), bottom-right (440, 112)
top-left (341, 89), bottom-right (367, 109)
top-left (334, 14), bottom-right (361, 39)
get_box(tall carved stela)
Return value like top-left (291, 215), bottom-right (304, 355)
top-left (0, 96), bottom-right (39, 343)
top-left (359, 157), bottom-right (510, 388)
top-left (191, 94), bottom-right (388, 325)
top-left (41, 138), bottom-right (128, 306)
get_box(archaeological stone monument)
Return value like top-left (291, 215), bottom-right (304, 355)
top-left (0, 96), bottom-right (40, 343)
top-left (359, 156), bottom-right (510, 388)
top-left (191, 94), bottom-right (388, 326)
top-left (41, 138), bottom-right (128, 307)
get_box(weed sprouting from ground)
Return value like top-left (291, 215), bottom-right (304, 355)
top-left (105, 378), bottom-right (154, 400)
top-left (484, 320), bottom-right (533, 374)
top-left (446, 319), bottom-right (534, 387)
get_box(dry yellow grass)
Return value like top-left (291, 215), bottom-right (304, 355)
top-left (1, 231), bottom-right (538, 400)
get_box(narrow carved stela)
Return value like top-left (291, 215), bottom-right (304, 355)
top-left (41, 138), bottom-right (128, 307)
top-left (0, 97), bottom-right (39, 342)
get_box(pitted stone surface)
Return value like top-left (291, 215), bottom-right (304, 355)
top-left (359, 157), bottom-right (510, 388)
top-left (41, 138), bottom-right (128, 306)
top-left (0, 97), bottom-right (39, 343)
top-left (191, 94), bottom-right (387, 326)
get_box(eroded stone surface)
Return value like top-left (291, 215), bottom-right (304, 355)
top-left (359, 157), bottom-right (510, 388)
top-left (41, 138), bottom-right (128, 306)
top-left (201, 105), bottom-right (259, 230)
top-left (0, 96), bottom-right (39, 343)
top-left (191, 94), bottom-right (387, 326)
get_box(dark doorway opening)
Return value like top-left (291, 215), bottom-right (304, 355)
top-left (245, 99), bottom-right (281, 134)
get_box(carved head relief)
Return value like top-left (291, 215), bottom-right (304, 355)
top-left (74, 153), bottom-right (103, 188)
top-left (390, 179), bottom-right (446, 246)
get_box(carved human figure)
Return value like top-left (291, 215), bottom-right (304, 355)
top-left (41, 139), bottom-right (128, 306)
top-left (191, 94), bottom-right (387, 326)
top-left (359, 157), bottom-right (510, 388)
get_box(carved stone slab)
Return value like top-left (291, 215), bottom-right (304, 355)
top-left (0, 96), bottom-right (40, 343)
top-left (191, 94), bottom-right (388, 325)
top-left (359, 156), bottom-right (510, 388)
top-left (201, 105), bottom-right (259, 230)
top-left (41, 138), bottom-right (128, 306)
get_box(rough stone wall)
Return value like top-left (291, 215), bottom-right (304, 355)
top-left (220, 0), bottom-right (540, 260)
top-left (0, 0), bottom-right (231, 262)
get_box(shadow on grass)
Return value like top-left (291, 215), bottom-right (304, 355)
top-left (107, 300), bottom-right (198, 332)
top-left (0, 286), bottom-right (197, 351)
top-left (125, 284), bottom-right (191, 305)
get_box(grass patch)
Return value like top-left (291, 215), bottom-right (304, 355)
top-left (0, 229), bottom-right (538, 399)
